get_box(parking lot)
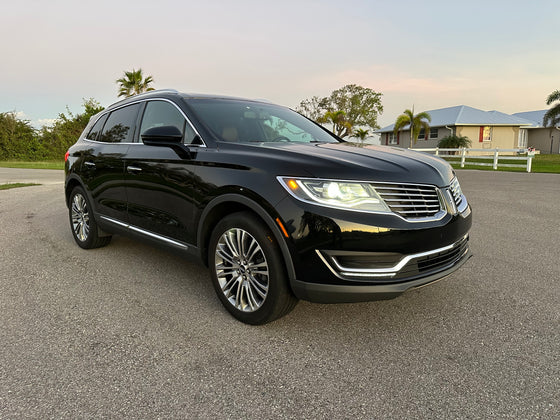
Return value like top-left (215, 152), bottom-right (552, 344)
top-left (0, 169), bottom-right (558, 419)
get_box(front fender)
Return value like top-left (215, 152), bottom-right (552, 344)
top-left (197, 193), bottom-right (297, 285)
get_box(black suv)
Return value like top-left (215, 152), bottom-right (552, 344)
top-left (65, 89), bottom-right (472, 324)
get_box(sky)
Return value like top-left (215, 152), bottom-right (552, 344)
top-left (1, 0), bottom-right (559, 130)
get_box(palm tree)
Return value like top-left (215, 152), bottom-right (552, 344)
top-left (438, 135), bottom-right (471, 154)
top-left (353, 128), bottom-right (369, 147)
top-left (393, 107), bottom-right (431, 146)
top-left (318, 110), bottom-right (353, 138)
top-left (543, 89), bottom-right (560, 127)
top-left (116, 69), bottom-right (155, 98)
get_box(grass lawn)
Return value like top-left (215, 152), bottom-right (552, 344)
top-left (0, 183), bottom-right (41, 190)
top-left (0, 161), bottom-right (64, 170)
top-left (441, 154), bottom-right (560, 174)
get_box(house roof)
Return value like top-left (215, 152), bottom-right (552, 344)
top-left (511, 110), bottom-right (547, 127)
top-left (376, 105), bottom-right (534, 133)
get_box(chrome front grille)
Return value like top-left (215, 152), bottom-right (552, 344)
top-left (449, 177), bottom-right (463, 207)
top-left (374, 183), bottom-right (442, 219)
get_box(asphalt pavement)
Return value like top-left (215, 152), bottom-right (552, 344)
top-left (0, 167), bottom-right (63, 185)
top-left (0, 169), bottom-right (558, 419)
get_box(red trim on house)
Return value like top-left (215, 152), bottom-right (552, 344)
top-left (479, 126), bottom-right (484, 142)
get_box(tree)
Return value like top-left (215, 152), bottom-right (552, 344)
top-left (297, 96), bottom-right (325, 122)
top-left (543, 89), bottom-right (560, 127)
top-left (438, 134), bottom-right (471, 154)
top-left (353, 128), bottom-right (370, 147)
top-left (39, 99), bottom-right (104, 159)
top-left (318, 110), bottom-right (353, 138)
top-left (393, 107), bottom-right (431, 145)
top-left (297, 84), bottom-right (383, 138)
top-left (116, 68), bottom-right (155, 98)
top-left (0, 112), bottom-right (40, 160)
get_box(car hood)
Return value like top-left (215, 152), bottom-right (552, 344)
top-left (245, 142), bottom-right (455, 187)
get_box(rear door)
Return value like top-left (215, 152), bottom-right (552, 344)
top-left (81, 103), bottom-right (141, 224)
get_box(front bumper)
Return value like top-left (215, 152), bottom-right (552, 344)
top-left (273, 179), bottom-right (473, 302)
top-left (292, 244), bottom-right (472, 303)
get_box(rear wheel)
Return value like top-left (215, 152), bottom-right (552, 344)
top-left (69, 186), bottom-right (111, 249)
top-left (209, 212), bottom-right (297, 324)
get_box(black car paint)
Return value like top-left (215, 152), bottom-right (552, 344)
top-left (65, 91), bottom-right (472, 304)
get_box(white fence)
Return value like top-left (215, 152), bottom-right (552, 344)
top-left (409, 148), bottom-right (535, 173)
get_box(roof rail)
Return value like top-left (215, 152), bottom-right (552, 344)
top-left (108, 89), bottom-right (180, 108)
top-left (143, 88), bottom-right (179, 95)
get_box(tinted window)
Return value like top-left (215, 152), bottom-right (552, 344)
top-left (140, 101), bottom-right (197, 144)
top-left (86, 114), bottom-right (107, 141)
top-left (99, 104), bottom-right (140, 143)
top-left (186, 99), bottom-right (338, 144)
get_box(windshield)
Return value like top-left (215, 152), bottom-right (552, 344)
top-left (185, 98), bottom-right (340, 144)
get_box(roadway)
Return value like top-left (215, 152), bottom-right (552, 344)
top-left (0, 169), bottom-right (558, 418)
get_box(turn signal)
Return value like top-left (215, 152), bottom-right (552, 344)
top-left (287, 179), bottom-right (298, 190)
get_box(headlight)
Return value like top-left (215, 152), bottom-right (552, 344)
top-left (278, 177), bottom-right (391, 213)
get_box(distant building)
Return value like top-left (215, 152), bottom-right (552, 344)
top-left (376, 105), bottom-right (559, 153)
top-left (512, 110), bottom-right (560, 154)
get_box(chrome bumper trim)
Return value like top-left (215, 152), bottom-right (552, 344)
top-left (316, 233), bottom-right (469, 279)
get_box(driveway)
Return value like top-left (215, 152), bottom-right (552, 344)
top-left (0, 170), bottom-right (558, 419)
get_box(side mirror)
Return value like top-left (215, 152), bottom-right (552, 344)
top-left (141, 125), bottom-right (183, 146)
top-left (141, 125), bottom-right (191, 159)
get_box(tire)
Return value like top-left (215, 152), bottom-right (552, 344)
top-left (69, 186), bottom-right (112, 249)
top-left (208, 212), bottom-right (298, 324)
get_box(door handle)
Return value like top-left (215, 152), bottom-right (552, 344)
top-left (127, 166), bottom-right (142, 173)
top-left (84, 161), bottom-right (95, 167)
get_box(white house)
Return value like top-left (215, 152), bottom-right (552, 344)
top-left (376, 105), bottom-right (535, 150)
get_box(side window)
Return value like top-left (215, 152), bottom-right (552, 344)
top-left (86, 114), bottom-right (107, 141)
top-left (140, 101), bottom-right (198, 144)
top-left (98, 103), bottom-right (141, 143)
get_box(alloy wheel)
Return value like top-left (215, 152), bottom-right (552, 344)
top-left (214, 228), bottom-right (269, 312)
top-left (71, 193), bottom-right (90, 242)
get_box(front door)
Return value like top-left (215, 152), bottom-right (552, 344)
top-left (124, 100), bottom-right (199, 244)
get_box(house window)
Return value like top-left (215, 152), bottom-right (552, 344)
top-left (388, 133), bottom-right (398, 144)
top-left (479, 126), bottom-right (492, 142)
top-left (418, 128), bottom-right (438, 140)
top-left (518, 129), bottom-right (528, 148)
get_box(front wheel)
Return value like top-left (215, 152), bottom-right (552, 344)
top-left (208, 212), bottom-right (298, 324)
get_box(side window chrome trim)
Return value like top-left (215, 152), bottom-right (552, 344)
top-left (83, 139), bottom-right (136, 145)
top-left (85, 98), bottom-right (207, 147)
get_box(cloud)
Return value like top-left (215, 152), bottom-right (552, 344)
top-left (310, 65), bottom-right (469, 95)
top-left (302, 63), bottom-right (555, 127)
top-left (36, 118), bottom-right (58, 128)
top-left (0, 110), bottom-right (56, 128)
